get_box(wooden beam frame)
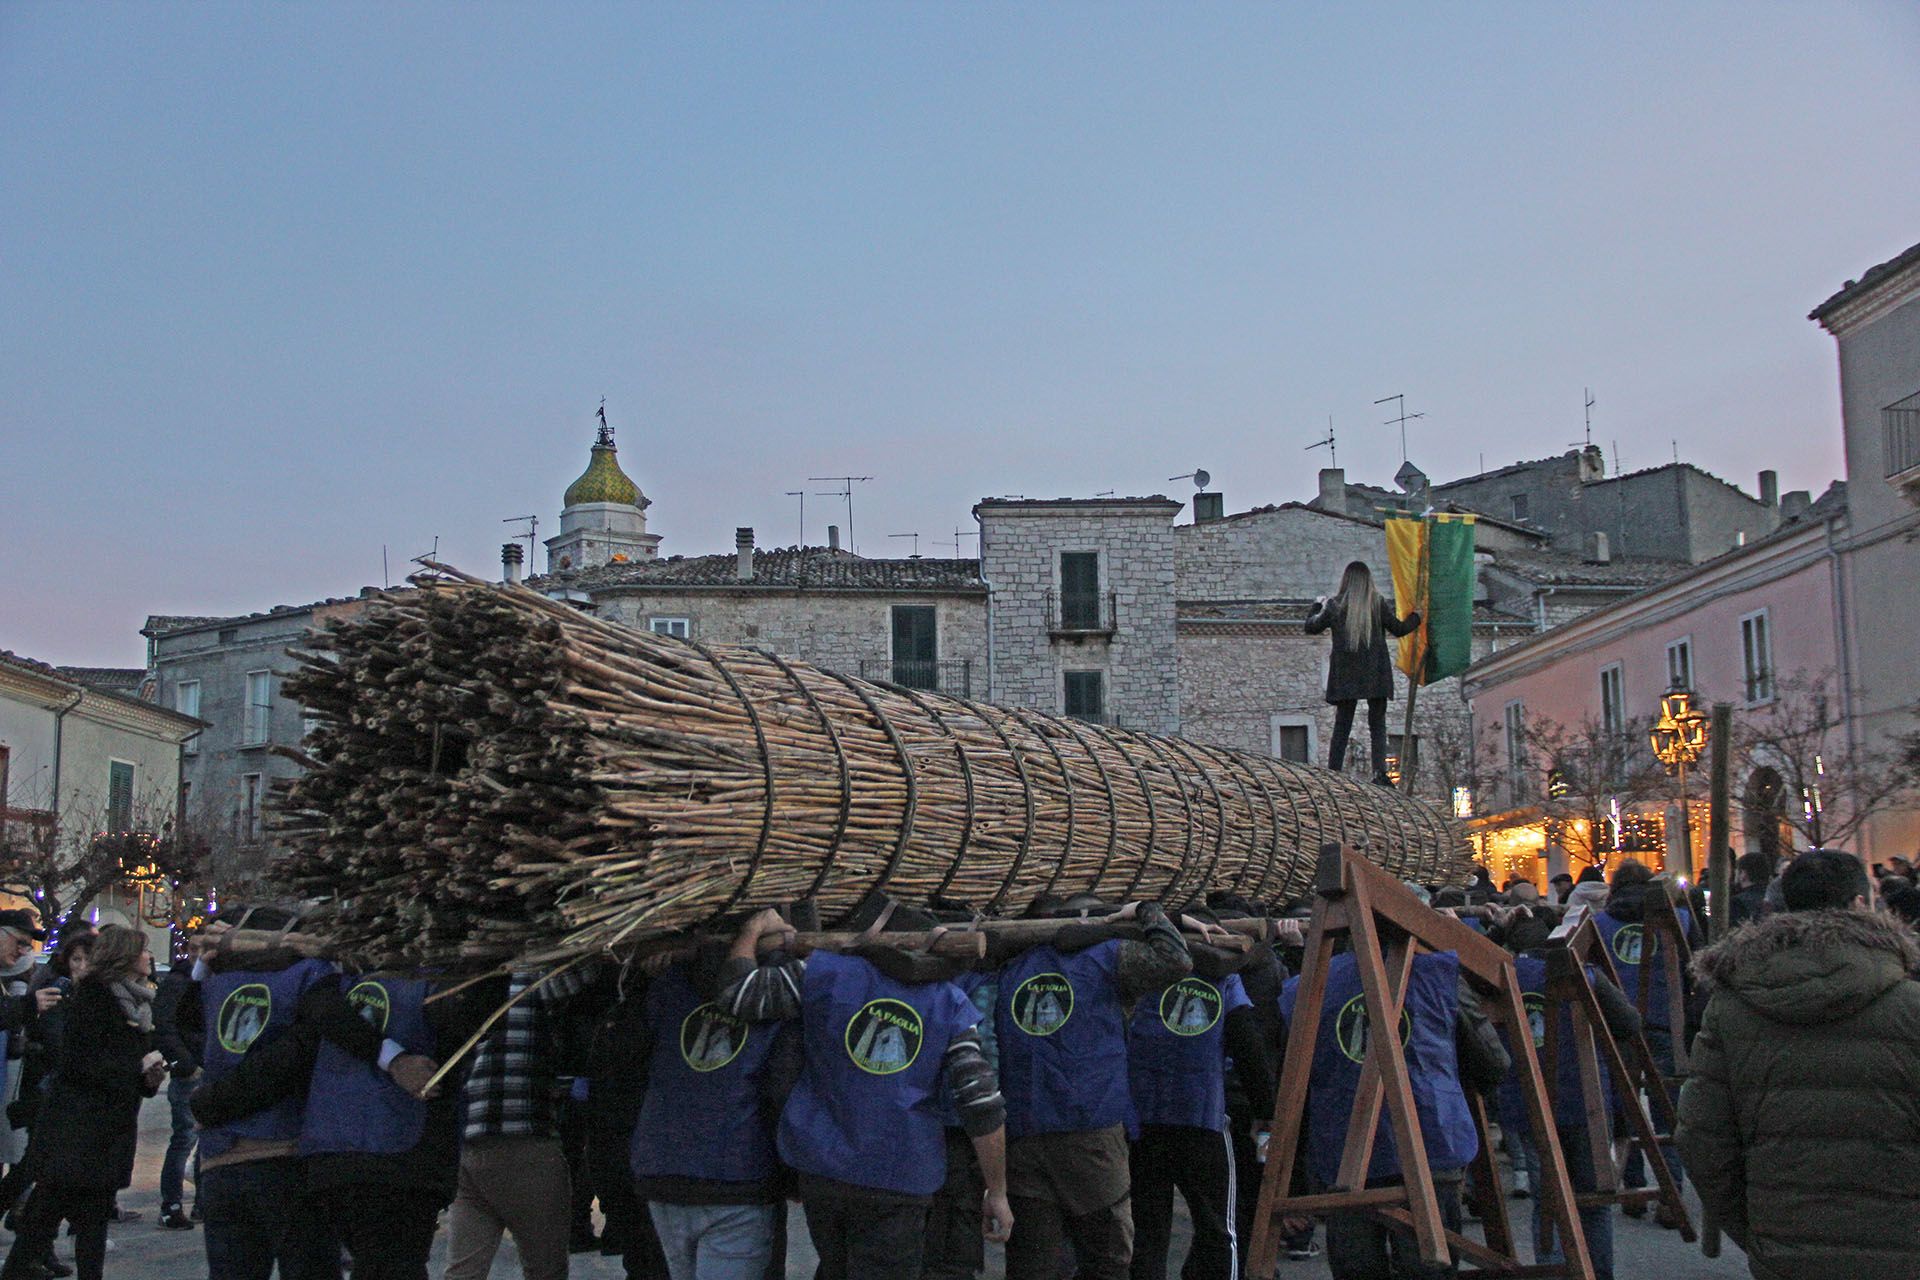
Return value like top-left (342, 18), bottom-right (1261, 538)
top-left (1247, 844), bottom-right (1594, 1279)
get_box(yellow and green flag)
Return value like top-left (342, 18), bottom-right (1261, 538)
top-left (1384, 512), bottom-right (1476, 686)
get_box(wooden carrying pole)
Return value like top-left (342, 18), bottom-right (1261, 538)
top-left (1706, 703), bottom-right (1734, 940)
top-left (1544, 917), bottom-right (1694, 1239)
top-left (1247, 844), bottom-right (1594, 1279)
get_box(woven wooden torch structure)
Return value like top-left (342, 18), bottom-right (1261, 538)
top-left (273, 566), bottom-right (1473, 967)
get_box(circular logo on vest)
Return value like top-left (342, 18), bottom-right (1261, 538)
top-left (217, 983), bottom-right (272, 1054)
top-left (1333, 993), bottom-right (1412, 1065)
top-left (346, 981), bottom-right (391, 1032)
top-left (1610, 924), bottom-right (1655, 967)
top-left (1523, 991), bottom-right (1547, 1049)
top-left (844, 999), bottom-right (923, 1075)
top-left (1159, 978), bottom-right (1223, 1036)
top-left (1011, 973), bottom-right (1075, 1036)
top-left (680, 1003), bottom-right (751, 1072)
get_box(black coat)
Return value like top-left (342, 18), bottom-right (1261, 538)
top-left (27, 979), bottom-right (156, 1190)
top-left (1304, 597), bottom-right (1420, 703)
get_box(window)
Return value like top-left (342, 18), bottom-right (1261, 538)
top-left (648, 617), bottom-right (690, 639)
top-left (1504, 700), bottom-right (1529, 801)
top-left (1740, 610), bottom-right (1774, 703)
top-left (241, 774), bottom-right (264, 844)
top-left (1665, 638), bottom-right (1693, 693)
top-left (1059, 552), bottom-right (1101, 630)
top-left (890, 606), bottom-right (938, 690)
top-left (243, 670), bottom-right (273, 745)
top-left (176, 680), bottom-right (201, 755)
top-left (1885, 389), bottom-right (1920, 478)
top-left (300, 708), bottom-right (321, 743)
top-left (1510, 493), bottom-right (1530, 522)
top-left (1271, 717), bottom-right (1314, 764)
top-left (1599, 664), bottom-right (1625, 737)
top-left (1064, 671), bottom-right (1105, 723)
top-left (0, 744), bottom-right (9, 808)
top-left (218, 628), bottom-right (238, 645)
top-left (106, 761), bottom-right (134, 833)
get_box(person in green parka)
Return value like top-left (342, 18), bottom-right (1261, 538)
top-left (1677, 850), bottom-right (1920, 1280)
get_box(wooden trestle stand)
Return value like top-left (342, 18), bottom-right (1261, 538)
top-left (1247, 844), bottom-right (1595, 1279)
top-left (1543, 914), bottom-right (1694, 1240)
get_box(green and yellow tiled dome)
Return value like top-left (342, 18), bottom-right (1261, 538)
top-left (564, 436), bottom-right (641, 508)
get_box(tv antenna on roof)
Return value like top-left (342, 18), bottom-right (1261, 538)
top-left (809, 475), bottom-right (873, 554)
top-left (503, 515), bottom-right (539, 561)
top-left (942, 526), bottom-right (980, 556)
top-left (1376, 394), bottom-right (1425, 464)
top-left (887, 532), bottom-right (922, 558)
top-left (1307, 414), bottom-right (1337, 469)
top-left (1167, 469), bottom-right (1212, 491)
top-left (785, 491), bottom-right (805, 546)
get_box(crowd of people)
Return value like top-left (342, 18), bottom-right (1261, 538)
top-left (0, 839), bottom-right (1907, 1280)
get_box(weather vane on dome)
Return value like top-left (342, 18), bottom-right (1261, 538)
top-left (596, 397), bottom-right (614, 447)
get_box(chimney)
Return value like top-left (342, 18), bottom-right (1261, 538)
top-left (1759, 469), bottom-right (1779, 508)
top-left (1317, 468), bottom-right (1346, 514)
top-left (1585, 531), bottom-right (1611, 564)
top-left (735, 528), bottom-right (754, 580)
top-left (827, 525), bottom-right (841, 552)
top-left (1781, 490), bottom-right (1812, 521)
top-left (501, 542), bottom-right (525, 586)
top-left (1578, 444), bottom-right (1605, 483)
top-left (1193, 492), bottom-right (1225, 524)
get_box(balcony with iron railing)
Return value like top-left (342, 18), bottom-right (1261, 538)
top-left (856, 658), bottom-right (973, 697)
top-left (1886, 392), bottom-right (1920, 506)
top-left (1047, 589), bottom-right (1119, 641)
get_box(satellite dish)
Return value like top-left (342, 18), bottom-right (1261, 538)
top-left (1193, 469), bottom-right (1211, 491)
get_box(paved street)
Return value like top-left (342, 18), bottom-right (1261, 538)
top-left (75, 1095), bottom-right (1750, 1279)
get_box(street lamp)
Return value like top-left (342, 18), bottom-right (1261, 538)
top-left (1650, 686), bottom-right (1710, 876)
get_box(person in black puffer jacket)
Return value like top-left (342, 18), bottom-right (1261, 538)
top-left (0, 927), bottom-right (165, 1280)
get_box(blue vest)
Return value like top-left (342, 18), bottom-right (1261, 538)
top-left (630, 966), bottom-right (782, 1185)
top-left (1595, 908), bottom-right (1690, 1030)
top-left (996, 940), bottom-right (1134, 1140)
top-left (299, 975), bottom-right (434, 1157)
top-left (1279, 951), bottom-right (1478, 1185)
top-left (1495, 955), bottom-right (1613, 1137)
top-left (776, 952), bottom-right (978, 1197)
top-left (1129, 973), bottom-right (1251, 1131)
top-left (200, 958), bottom-right (337, 1159)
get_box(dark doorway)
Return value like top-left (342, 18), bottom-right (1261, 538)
top-left (891, 606), bottom-right (937, 689)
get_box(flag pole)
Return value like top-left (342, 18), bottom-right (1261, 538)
top-left (1399, 516), bottom-right (1431, 794)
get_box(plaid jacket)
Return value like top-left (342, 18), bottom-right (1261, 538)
top-left (461, 965), bottom-right (592, 1141)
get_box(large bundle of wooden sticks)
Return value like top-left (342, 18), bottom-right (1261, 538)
top-left (274, 566), bottom-right (1473, 967)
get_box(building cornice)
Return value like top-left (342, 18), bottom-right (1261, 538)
top-left (1811, 242), bottom-right (1920, 336)
top-left (1461, 518), bottom-right (1840, 697)
top-left (590, 583), bottom-right (988, 600)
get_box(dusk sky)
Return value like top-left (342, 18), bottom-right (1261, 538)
top-left (5, 3), bottom-right (1917, 666)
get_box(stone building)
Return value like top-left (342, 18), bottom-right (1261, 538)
top-left (143, 595), bottom-right (377, 880)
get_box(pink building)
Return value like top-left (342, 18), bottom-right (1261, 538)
top-left (1460, 508), bottom-right (1847, 885)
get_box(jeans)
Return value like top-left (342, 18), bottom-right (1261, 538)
top-left (1328, 698), bottom-right (1389, 776)
top-left (325, 1184), bottom-right (443, 1280)
top-left (160, 1075), bottom-right (198, 1211)
top-left (1533, 1125), bottom-right (1614, 1280)
top-left (201, 1158), bottom-right (342, 1280)
top-left (648, 1202), bottom-right (776, 1280)
top-left (922, 1128), bottom-right (985, 1280)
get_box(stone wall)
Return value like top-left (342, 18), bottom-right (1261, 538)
top-left (1174, 505), bottom-right (1398, 604)
top-left (596, 591), bottom-right (989, 696)
top-left (978, 500), bottom-right (1181, 735)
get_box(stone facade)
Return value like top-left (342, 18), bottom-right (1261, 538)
top-left (144, 597), bottom-right (374, 880)
top-left (1174, 503), bottom-right (1400, 603)
top-left (975, 498), bottom-right (1183, 736)
top-left (593, 590), bottom-right (988, 696)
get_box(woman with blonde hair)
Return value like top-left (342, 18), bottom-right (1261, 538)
top-left (1304, 560), bottom-right (1421, 785)
top-left (1, 926), bottom-right (164, 1280)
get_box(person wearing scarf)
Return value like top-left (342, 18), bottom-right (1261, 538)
top-left (0, 926), bottom-right (165, 1280)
